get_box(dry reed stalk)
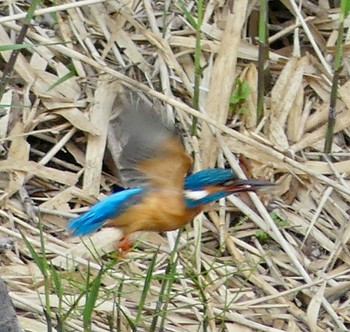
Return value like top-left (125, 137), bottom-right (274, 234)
top-left (0, 1), bottom-right (349, 331)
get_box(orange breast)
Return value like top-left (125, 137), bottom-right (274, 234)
top-left (108, 190), bottom-right (202, 234)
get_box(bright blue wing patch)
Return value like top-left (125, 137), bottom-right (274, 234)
top-left (67, 187), bottom-right (144, 236)
top-left (185, 169), bottom-right (236, 190)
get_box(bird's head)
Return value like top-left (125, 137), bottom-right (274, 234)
top-left (184, 168), bottom-right (271, 208)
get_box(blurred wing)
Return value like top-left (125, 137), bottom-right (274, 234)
top-left (136, 137), bottom-right (192, 190)
top-left (68, 187), bottom-right (143, 236)
top-left (117, 100), bottom-right (192, 189)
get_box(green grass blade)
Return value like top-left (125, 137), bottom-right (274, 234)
top-left (257, 0), bottom-right (269, 122)
top-left (177, 0), bottom-right (197, 28)
top-left (116, 299), bottom-right (137, 331)
top-left (83, 266), bottom-right (103, 331)
top-left (340, 0), bottom-right (350, 16)
top-left (0, 0), bottom-right (38, 100)
top-left (61, 286), bottom-right (87, 321)
top-left (158, 252), bottom-right (180, 330)
top-left (50, 263), bottom-right (64, 314)
top-left (0, 44), bottom-right (32, 51)
top-left (135, 248), bottom-right (158, 325)
top-left (20, 230), bottom-right (46, 274)
top-left (150, 230), bottom-right (182, 331)
top-left (24, 0), bottom-right (39, 24)
top-left (21, 221), bottom-right (52, 327)
top-left (47, 64), bottom-right (76, 92)
top-left (191, 0), bottom-right (204, 135)
top-left (324, 0), bottom-right (349, 153)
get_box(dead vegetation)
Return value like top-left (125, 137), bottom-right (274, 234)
top-left (0, 0), bottom-right (350, 331)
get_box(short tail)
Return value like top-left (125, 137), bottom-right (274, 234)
top-left (67, 211), bottom-right (107, 236)
top-left (67, 187), bottom-right (143, 236)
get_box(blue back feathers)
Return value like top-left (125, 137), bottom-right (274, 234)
top-left (68, 187), bottom-right (144, 236)
top-left (185, 169), bottom-right (236, 190)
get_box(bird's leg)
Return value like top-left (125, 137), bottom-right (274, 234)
top-left (117, 234), bottom-right (133, 257)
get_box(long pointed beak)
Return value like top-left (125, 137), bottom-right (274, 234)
top-left (226, 179), bottom-right (273, 193)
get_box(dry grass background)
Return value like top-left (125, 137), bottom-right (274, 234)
top-left (0, 0), bottom-right (350, 331)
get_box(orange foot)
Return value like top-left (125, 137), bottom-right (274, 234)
top-left (117, 235), bottom-right (133, 258)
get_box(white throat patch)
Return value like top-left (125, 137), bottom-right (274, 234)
top-left (184, 190), bottom-right (209, 200)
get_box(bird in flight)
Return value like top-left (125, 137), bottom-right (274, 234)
top-left (68, 101), bottom-right (271, 254)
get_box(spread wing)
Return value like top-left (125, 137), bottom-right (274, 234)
top-left (113, 97), bottom-right (192, 190)
top-left (69, 95), bottom-right (192, 237)
top-left (136, 137), bottom-right (192, 190)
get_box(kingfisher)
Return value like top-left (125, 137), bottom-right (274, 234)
top-left (68, 102), bottom-right (271, 253)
